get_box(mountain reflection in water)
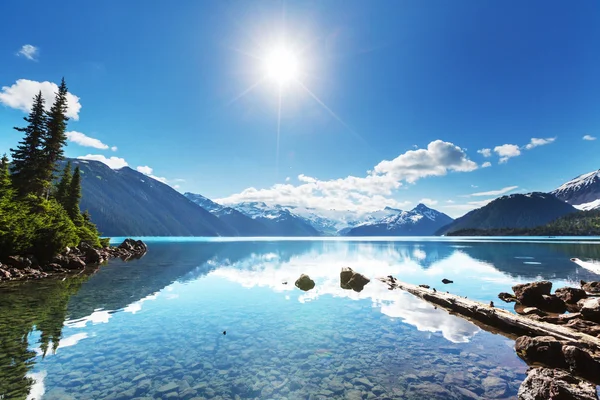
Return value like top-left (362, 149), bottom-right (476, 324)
top-left (2, 238), bottom-right (600, 399)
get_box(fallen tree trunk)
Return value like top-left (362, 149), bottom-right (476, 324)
top-left (380, 278), bottom-right (600, 351)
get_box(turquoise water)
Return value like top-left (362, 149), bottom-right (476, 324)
top-left (2, 238), bottom-right (600, 399)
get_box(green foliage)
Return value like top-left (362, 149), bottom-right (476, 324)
top-left (99, 237), bottom-right (111, 248)
top-left (448, 210), bottom-right (600, 236)
top-left (0, 80), bottom-right (106, 262)
top-left (43, 78), bottom-right (69, 182)
top-left (55, 160), bottom-right (72, 206)
top-left (10, 92), bottom-right (48, 197)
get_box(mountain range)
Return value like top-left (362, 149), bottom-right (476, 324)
top-left (71, 158), bottom-right (600, 237)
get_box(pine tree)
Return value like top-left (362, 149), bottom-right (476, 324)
top-left (55, 161), bottom-right (72, 207)
top-left (43, 78), bottom-right (70, 186)
top-left (10, 91), bottom-right (48, 197)
top-left (65, 166), bottom-right (82, 223)
top-left (0, 154), bottom-right (10, 198)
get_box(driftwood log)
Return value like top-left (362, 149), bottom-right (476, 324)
top-left (380, 278), bottom-right (600, 349)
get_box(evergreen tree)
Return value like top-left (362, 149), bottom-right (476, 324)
top-left (43, 78), bottom-right (70, 185)
top-left (55, 161), bottom-right (72, 207)
top-left (10, 92), bottom-right (48, 196)
top-left (65, 166), bottom-right (82, 223)
top-left (0, 154), bottom-right (10, 198)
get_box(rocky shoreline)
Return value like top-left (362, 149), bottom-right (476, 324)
top-left (0, 238), bottom-right (148, 281)
top-left (381, 276), bottom-right (600, 400)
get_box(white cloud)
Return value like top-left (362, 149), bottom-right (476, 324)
top-left (481, 161), bottom-right (491, 168)
top-left (77, 154), bottom-right (128, 169)
top-left (136, 165), bottom-right (167, 184)
top-left (494, 144), bottom-right (521, 160)
top-left (66, 131), bottom-right (109, 150)
top-left (469, 185), bottom-right (518, 197)
top-left (149, 175), bottom-right (168, 184)
top-left (218, 140), bottom-right (478, 213)
top-left (17, 44), bottom-right (38, 61)
top-left (419, 198), bottom-right (438, 206)
top-left (173, 184), bottom-right (180, 189)
top-left (136, 165), bottom-right (153, 175)
top-left (477, 148), bottom-right (491, 157)
top-left (524, 137), bottom-right (556, 150)
top-left (446, 200), bottom-right (455, 203)
top-left (111, 146), bottom-right (118, 151)
top-left (285, 177), bottom-right (290, 182)
top-left (0, 79), bottom-right (82, 120)
top-left (583, 135), bottom-right (596, 141)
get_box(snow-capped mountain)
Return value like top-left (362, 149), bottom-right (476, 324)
top-left (184, 193), bottom-right (269, 236)
top-left (552, 169), bottom-right (600, 209)
top-left (230, 202), bottom-right (321, 236)
top-left (344, 204), bottom-right (454, 236)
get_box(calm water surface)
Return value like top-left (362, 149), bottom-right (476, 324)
top-left (2, 238), bottom-right (600, 400)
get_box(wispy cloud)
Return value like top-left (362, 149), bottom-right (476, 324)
top-left (136, 165), bottom-right (167, 184)
top-left (66, 131), bottom-right (110, 150)
top-left (583, 135), bottom-right (596, 141)
top-left (494, 144), bottom-right (521, 164)
top-left (469, 186), bottom-right (518, 197)
top-left (477, 148), bottom-right (491, 157)
top-left (481, 161), bottom-right (491, 168)
top-left (419, 198), bottom-right (438, 206)
top-left (524, 137), bottom-right (556, 150)
top-left (16, 44), bottom-right (38, 61)
top-left (0, 79), bottom-right (82, 120)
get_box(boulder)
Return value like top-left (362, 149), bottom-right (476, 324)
top-left (347, 273), bottom-right (370, 292)
top-left (515, 336), bottom-right (568, 369)
top-left (340, 267), bottom-right (354, 289)
top-left (579, 298), bottom-right (600, 323)
top-left (517, 368), bottom-right (598, 400)
top-left (78, 242), bottom-right (103, 264)
top-left (3, 255), bottom-right (32, 269)
top-left (295, 274), bottom-right (315, 291)
top-left (540, 295), bottom-right (567, 314)
top-left (65, 255), bottom-right (86, 270)
top-left (0, 268), bottom-right (11, 280)
top-left (512, 281), bottom-right (552, 305)
top-left (580, 280), bottom-right (600, 294)
top-left (498, 292), bottom-right (518, 303)
top-left (339, 268), bottom-right (370, 292)
top-left (555, 287), bottom-right (587, 304)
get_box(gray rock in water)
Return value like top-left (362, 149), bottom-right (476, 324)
top-left (555, 287), bottom-right (587, 304)
top-left (295, 274), bottom-right (315, 291)
top-left (518, 368), bottom-right (598, 400)
top-left (482, 375), bottom-right (507, 398)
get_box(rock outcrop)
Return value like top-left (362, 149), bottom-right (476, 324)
top-left (517, 368), bottom-right (598, 400)
top-left (295, 274), bottom-right (315, 291)
top-left (512, 281), bottom-right (567, 313)
top-left (0, 238), bottom-right (148, 281)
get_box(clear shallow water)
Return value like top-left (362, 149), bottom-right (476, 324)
top-left (2, 238), bottom-right (600, 400)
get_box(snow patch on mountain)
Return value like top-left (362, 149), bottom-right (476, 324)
top-left (552, 169), bottom-right (600, 205)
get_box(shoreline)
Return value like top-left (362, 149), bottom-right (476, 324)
top-left (0, 239), bottom-right (148, 282)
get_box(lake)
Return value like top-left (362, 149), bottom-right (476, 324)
top-left (2, 238), bottom-right (600, 400)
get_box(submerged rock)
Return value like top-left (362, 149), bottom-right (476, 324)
top-left (295, 274), bottom-right (315, 291)
top-left (442, 278), bottom-right (453, 284)
top-left (518, 368), bottom-right (598, 400)
top-left (498, 292), bottom-right (518, 303)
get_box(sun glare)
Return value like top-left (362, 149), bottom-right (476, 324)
top-left (264, 47), bottom-right (299, 85)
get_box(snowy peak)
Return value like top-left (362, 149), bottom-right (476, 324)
top-left (552, 169), bottom-right (600, 207)
top-left (345, 204), bottom-right (453, 236)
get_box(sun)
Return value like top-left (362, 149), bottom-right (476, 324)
top-left (264, 47), bottom-right (299, 86)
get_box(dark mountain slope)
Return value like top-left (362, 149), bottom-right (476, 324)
top-left (68, 159), bottom-right (234, 236)
top-left (437, 192), bottom-right (576, 235)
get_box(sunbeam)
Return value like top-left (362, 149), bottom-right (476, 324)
top-left (227, 78), bottom-right (266, 106)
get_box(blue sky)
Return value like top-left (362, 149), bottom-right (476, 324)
top-left (1, 0), bottom-right (599, 217)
